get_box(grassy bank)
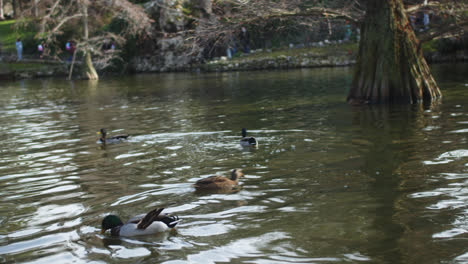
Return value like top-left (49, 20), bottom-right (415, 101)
top-left (0, 61), bottom-right (52, 72)
top-left (0, 19), bottom-right (39, 54)
top-left (200, 42), bottom-right (359, 72)
top-left (0, 19), bottom-right (66, 78)
top-left (0, 60), bottom-right (68, 80)
top-left (0, 20), bottom-right (18, 52)
top-left (229, 42), bottom-right (358, 61)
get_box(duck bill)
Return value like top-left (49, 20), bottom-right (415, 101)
top-left (169, 219), bottom-right (180, 226)
top-left (100, 229), bottom-right (106, 235)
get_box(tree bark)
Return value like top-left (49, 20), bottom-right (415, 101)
top-left (347, 0), bottom-right (441, 104)
top-left (196, 0), bottom-right (212, 17)
top-left (84, 52), bottom-right (98, 80)
top-left (68, 48), bottom-right (77, 81)
top-left (33, 0), bottom-right (38, 17)
top-left (82, 2), bottom-right (99, 80)
top-left (12, 0), bottom-right (17, 18)
top-left (0, 0), bottom-right (4, 20)
top-left (18, 0), bottom-right (23, 13)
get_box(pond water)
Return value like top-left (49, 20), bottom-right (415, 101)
top-left (0, 64), bottom-right (467, 264)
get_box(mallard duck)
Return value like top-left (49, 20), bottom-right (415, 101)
top-left (98, 128), bottom-right (129, 144)
top-left (101, 208), bottom-right (179, 237)
top-left (194, 169), bottom-right (244, 190)
top-left (240, 128), bottom-right (257, 147)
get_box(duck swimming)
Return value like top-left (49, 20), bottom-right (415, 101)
top-left (98, 128), bottom-right (129, 144)
top-left (240, 128), bottom-right (257, 147)
top-left (194, 169), bottom-right (244, 191)
top-left (101, 208), bottom-right (179, 237)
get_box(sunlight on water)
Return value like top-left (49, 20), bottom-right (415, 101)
top-left (0, 64), bottom-right (467, 263)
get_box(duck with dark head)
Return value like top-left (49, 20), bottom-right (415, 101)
top-left (98, 128), bottom-right (129, 144)
top-left (101, 208), bottom-right (179, 236)
top-left (240, 128), bottom-right (258, 147)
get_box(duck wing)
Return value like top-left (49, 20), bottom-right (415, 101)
top-left (137, 208), bottom-right (164, 230)
top-left (109, 134), bottom-right (129, 140)
top-left (195, 176), bottom-right (229, 185)
top-left (241, 137), bottom-right (257, 145)
top-left (240, 137), bottom-right (250, 142)
top-left (127, 213), bottom-right (146, 224)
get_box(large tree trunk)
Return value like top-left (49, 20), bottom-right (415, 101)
top-left (18, 0), bottom-right (23, 13)
top-left (82, 2), bottom-right (98, 80)
top-left (84, 52), bottom-right (98, 80)
top-left (347, 0), bottom-right (441, 104)
top-left (32, 0), bottom-right (38, 17)
top-left (12, 0), bottom-right (18, 18)
top-left (196, 0), bottom-right (212, 17)
top-left (0, 0), bottom-right (4, 20)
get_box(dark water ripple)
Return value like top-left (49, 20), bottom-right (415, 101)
top-left (0, 65), bottom-right (467, 263)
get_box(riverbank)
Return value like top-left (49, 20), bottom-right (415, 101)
top-left (1, 41), bottom-right (466, 80)
top-left (0, 19), bottom-right (69, 80)
top-left (1, 42), bottom-right (359, 80)
top-left (197, 42), bottom-right (358, 72)
top-left (0, 56), bottom-right (69, 80)
top-left (197, 41), bottom-right (468, 72)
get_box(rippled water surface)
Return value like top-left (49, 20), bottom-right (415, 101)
top-left (0, 64), bottom-right (467, 263)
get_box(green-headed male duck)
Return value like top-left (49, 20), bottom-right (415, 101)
top-left (101, 208), bottom-right (179, 237)
top-left (98, 128), bottom-right (129, 144)
top-left (194, 169), bottom-right (244, 191)
top-left (240, 128), bottom-right (257, 147)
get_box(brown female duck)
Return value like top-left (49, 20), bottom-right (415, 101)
top-left (194, 169), bottom-right (244, 191)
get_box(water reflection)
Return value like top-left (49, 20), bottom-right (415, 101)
top-left (0, 64), bottom-right (467, 263)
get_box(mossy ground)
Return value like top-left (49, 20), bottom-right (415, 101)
top-left (229, 42), bottom-right (359, 62)
top-left (0, 19), bottom-right (59, 75)
top-left (0, 20), bottom-right (18, 52)
top-left (0, 19), bottom-right (37, 52)
top-left (0, 62), bottom-right (52, 72)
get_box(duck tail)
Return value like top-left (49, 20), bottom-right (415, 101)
top-left (160, 215), bottom-right (180, 228)
top-left (137, 208), bottom-right (164, 229)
